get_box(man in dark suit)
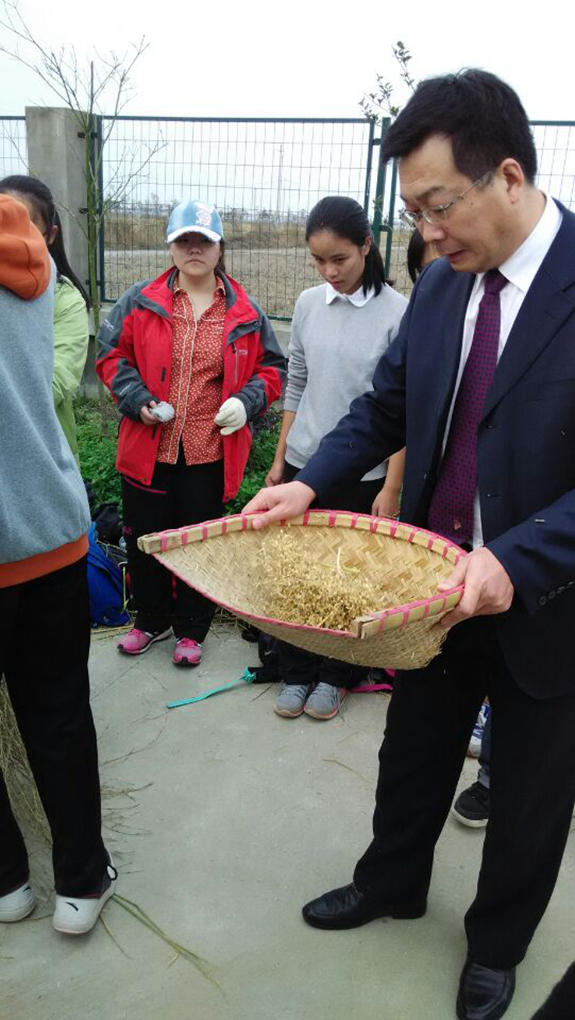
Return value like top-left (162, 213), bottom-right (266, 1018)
top-left (244, 70), bottom-right (575, 1020)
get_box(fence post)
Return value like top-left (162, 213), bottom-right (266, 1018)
top-left (25, 105), bottom-right (101, 395)
top-left (385, 157), bottom-right (399, 278)
top-left (370, 118), bottom-right (391, 270)
top-left (25, 106), bottom-right (89, 293)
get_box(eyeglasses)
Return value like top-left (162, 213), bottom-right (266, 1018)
top-left (399, 169), bottom-right (494, 229)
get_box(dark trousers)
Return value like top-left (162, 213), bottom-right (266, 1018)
top-left (122, 454), bottom-right (224, 642)
top-left (0, 557), bottom-right (107, 897)
top-left (277, 461), bottom-right (385, 688)
top-left (352, 616), bottom-right (575, 969)
top-left (531, 961), bottom-right (575, 1019)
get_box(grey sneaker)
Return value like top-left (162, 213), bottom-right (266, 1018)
top-left (274, 682), bottom-right (312, 718)
top-left (304, 683), bottom-right (346, 720)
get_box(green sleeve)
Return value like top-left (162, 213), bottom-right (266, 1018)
top-left (52, 278), bottom-right (89, 407)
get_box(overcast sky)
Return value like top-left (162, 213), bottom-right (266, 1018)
top-left (0, 0), bottom-right (573, 122)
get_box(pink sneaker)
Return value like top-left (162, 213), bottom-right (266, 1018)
top-left (117, 627), bottom-right (171, 655)
top-left (173, 638), bottom-right (202, 667)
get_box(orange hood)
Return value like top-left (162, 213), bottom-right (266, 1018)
top-left (0, 194), bottom-right (50, 299)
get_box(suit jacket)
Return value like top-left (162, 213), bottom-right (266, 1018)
top-left (298, 202), bottom-right (575, 698)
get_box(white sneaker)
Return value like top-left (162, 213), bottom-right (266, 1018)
top-left (53, 857), bottom-right (117, 935)
top-left (0, 881), bottom-right (35, 922)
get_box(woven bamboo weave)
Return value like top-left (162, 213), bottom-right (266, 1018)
top-left (138, 511), bottom-right (466, 669)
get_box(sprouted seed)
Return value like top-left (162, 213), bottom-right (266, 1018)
top-left (259, 528), bottom-right (406, 631)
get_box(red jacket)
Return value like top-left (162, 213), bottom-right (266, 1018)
top-left (96, 268), bottom-right (286, 501)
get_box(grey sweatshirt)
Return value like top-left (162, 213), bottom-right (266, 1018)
top-left (0, 262), bottom-right (90, 567)
top-left (284, 282), bottom-right (408, 481)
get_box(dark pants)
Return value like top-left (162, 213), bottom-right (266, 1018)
top-left (0, 557), bottom-right (107, 897)
top-left (530, 961), bottom-right (575, 1019)
top-left (352, 616), bottom-right (575, 969)
top-left (122, 454), bottom-right (224, 642)
top-left (277, 461), bottom-right (386, 688)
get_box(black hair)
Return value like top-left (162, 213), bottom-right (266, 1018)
top-left (382, 69), bottom-right (537, 184)
top-left (305, 195), bottom-right (386, 295)
top-left (0, 174), bottom-right (90, 307)
top-left (407, 230), bottom-right (427, 284)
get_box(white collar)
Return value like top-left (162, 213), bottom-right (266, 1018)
top-left (325, 282), bottom-right (376, 307)
top-left (492, 194), bottom-right (562, 294)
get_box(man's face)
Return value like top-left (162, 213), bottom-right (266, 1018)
top-left (399, 135), bottom-right (516, 274)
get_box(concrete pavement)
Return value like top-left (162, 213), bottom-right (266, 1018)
top-left (2, 624), bottom-right (573, 1020)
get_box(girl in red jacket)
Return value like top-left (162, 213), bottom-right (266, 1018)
top-left (97, 200), bottom-right (285, 666)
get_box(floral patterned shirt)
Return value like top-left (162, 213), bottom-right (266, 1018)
top-left (157, 276), bottom-right (226, 465)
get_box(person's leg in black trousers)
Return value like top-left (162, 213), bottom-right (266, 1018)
top-left (171, 458), bottom-right (224, 642)
top-left (465, 654), bottom-right (575, 968)
top-left (306, 614), bottom-right (575, 969)
top-left (276, 640), bottom-right (319, 686)
top-left (0, 559), bottom-right (107, 898)
top-left (122, 466), bottom-right (177, 635)
top-left (530, 961), bottom-right (575, 1020)
top-left (351, 619), bottom-right (488, 907)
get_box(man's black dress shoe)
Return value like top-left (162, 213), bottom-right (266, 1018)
top-left (456, 958), bottom-right (516, 1020)
top-left (302, 883), bottom-right (426, 930)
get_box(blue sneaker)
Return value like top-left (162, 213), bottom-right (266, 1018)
top-left (274, 682), bottom-right (311, 718)
top-left (468, 703), bottom-right (490, 758)
top-left (304, 683), bottom-right (346, 721)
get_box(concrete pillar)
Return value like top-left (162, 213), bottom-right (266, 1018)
top-left (25, 106), bottom-right (89, 297)
top-left (25, 106), bottom-right (102, 394)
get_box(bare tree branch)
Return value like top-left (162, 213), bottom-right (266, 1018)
top-left (359, 40), bottom-right (417, 124)
top-left (0, 0), bottom-right (156, 394)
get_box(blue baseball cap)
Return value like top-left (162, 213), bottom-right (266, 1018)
top-left (166, 200), bottom-right (224, 244)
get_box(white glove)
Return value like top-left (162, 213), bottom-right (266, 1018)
top-left (214, 397), bottom-right (247, 436)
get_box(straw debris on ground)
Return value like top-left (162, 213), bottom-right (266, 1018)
top-left (0, 680), bottom-right (50, 843)
top-left (0, 678), bottom-right (216, 984)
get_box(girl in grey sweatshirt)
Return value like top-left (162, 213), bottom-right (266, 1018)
top-left (266, 196), bottom-right (408, 721)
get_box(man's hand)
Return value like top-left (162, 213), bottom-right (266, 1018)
top-left (243, 480), bottom-right (316, 529)
top-left (437, 547), bottom-right (514, 628)
top-left (139, 400), bottom-right (158, 425)
top-left (372, 483), bottom-right (400, 519)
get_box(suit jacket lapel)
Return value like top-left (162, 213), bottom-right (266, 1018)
top-left (482, 208), bottom-right (575, 421)
top-left (435, 272), bottom-right (475, 422)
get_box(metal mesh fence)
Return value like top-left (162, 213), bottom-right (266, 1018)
top-left (386, 121), bottom-right (575, 298)
top-left (531, 122), bottom-right (575, 206)
top-left (0, 116), bottom-right (28, 180)
top-left (3, 111), bottom-right (573, 318)
top-left (100, 116), bottom-right (374, 316)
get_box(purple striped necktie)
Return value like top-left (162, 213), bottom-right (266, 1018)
top-left (427, 268), bottom-right (508, 545)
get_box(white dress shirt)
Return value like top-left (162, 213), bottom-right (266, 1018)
top-left (442, 194), bottom-right (563, 547)
top-left (325, 282), bottom-right (376, 307)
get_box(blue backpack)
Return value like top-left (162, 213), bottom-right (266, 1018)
top-left (86, 523), bottom-right (130, 627)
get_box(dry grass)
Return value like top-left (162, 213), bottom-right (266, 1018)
top-left (104, 214), bottom-right (307, 252)
top-left (0, 681), bottom-right (50, 843)
top-left (103, 239), bottom-right (412, 319)
top-left (0, 679), bottom-right (217, 980)
top-left (103, 246), bottom-right (319, 318)
top-left (101, 212), bottom-right (414, 315)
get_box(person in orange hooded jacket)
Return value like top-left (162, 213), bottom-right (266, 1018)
top-left (0, 195), bottom-right (116, 936)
